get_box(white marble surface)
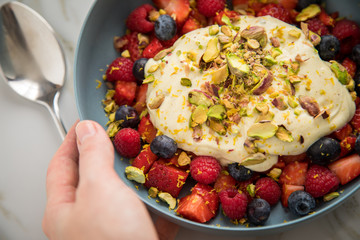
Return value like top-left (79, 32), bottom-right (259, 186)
top-left (1, 0), bottom-right (360, 239)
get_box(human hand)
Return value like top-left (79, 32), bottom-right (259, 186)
top-left (42, 120), bottom-right (162, 240)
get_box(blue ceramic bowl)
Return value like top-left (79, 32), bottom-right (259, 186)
top-left (74, 0), bottom-right (360, 235)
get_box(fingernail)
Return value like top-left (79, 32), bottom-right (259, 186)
top-left (76, 121), bottom-right (96, 144)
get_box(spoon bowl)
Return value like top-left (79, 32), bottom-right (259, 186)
top-left (0, 1), bottom-right (66, 139)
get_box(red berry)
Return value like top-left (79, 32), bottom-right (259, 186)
top-left (332, 19), bottom-right (360, 55)
top-left (197, 0), bottom-right (225, 18)
top-left (137, 114), bottom-right (157, 143)
top-left (190, 156), bottom-right (221, 184)
top-left (342, 57), bottom-right (357, 78)
top-left (306, 18), bottom-right (329, 36)
top-left (305, 165), bottom-right (340, 198)
top-left (281, 184), bottom-right (304, 207)
top-left (113, 128), bottom-right (141, 158)
top-left (114, 32), bottom-right (142, 62)
top-left (132, 145), bottom-right (158, 174)
top-left (332, 123), bottom-right (353, 141)
top-left (142, 38), bottom-right (164, 59)
top-left (257, 3), bottom-right (292, 24)
top-left (329, 154), bottom-right (360, 185)
top-left (181, 17), bottom-right (201, 35)
top-left (213, 9), bottom-right (240, 25)
top-left (219, 189), bottom-right (248, 220)
top-left (279, 161), bottom-right (308, 186)
top-left (133, 84), bottom-right (148, 114)
top-left (192, 183), bottom-right (219, 215)
top-left (176, 192), bottom-right (214, 223)
top-left (214, 171), bottom-right (237, 193)
top-left (339, 136), bottom-right (357, 158)
top-left (351, 107), bottom-right (360, 132)
top-left (113, 81), bottom-right (137, 106)
top-left (126, 4), bottom-right (155, 33)
top-left (255, 177), bottom-right (281, 206)
top-left (153, 0), bottom-right (191, 26)
top-left (106, 57), bottom-right (136, 82)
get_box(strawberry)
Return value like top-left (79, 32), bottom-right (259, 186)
top-left (319, 9), bottom-right (335, 27)
top-left (189, 9), bottom-right (207, 26)
top-left (339, 136), bottom-right (357, 158)
top-left (142, 38), bottom-right (164, 59)
top-left (279, 161), bottom-right (308, 186)
top-left (190, 156), bottom-right (222, 184)
top-left (328, 154), bottom-right (360, 185)
top-left (213, 9), bottom-right (240, 26)
top-left (278, 152), bottom-right (307, 164)
top-left (113, 81), bottom-right (137, 106)
top-left (219, 189), bottom-right (248, 220)
top-left (278, 0), bottom-right (298, 10)
top-left (197, 0), bottom-right (226, 18)
top-left (106, 57), bottom-right (136, 82)
top-left (133, 84), bottom-right (148, 114)
top-left (160, 34), bottom-right (179, 48)
top-left (113, 128), bottom-right (141, 158)
top-left (342, 57), bottom-right (357, 78)
top-left (152, 0), bottom-right (191, 26)
top-left (350, 106), bottom-right (360, 133)
top-left (126, 4), bottom-right (155, 33)
top-left (176, 192), bottom-right (214, 223)
top-left (114, 31), bottom-right (142, 61)
top-left (181, 17), bottom-right (201, 35)
top-left (137, 115), bottom-right (157, 143)
top-left (257, 3), bottom-right (292, 24)
top-left (192, 183), bottom-right (219, 215)
top-left (332, 19), bottom-right (360, 55)
top-left (132, 145), bottom-right (158, 173)
top-left (255, 177), bottom-right (281, 206)
top-left (305, 165), bottom-right (340, 198)
top-left (145, 160), bottom-right (189, 197)
top-left (332, 123), bottom-right (353, 141)
top-left (214, 171), bottom-right (237, 193)
top-left (281, 184), bottom-right (304, 207)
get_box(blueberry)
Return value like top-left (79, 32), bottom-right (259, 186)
top-left (247, 198), bottom-right (271, 225)
top-left (150, 135), bottom-right (177, 158)
top-left (227, 163), bottom-right (253, 182)
top-left (318, 35), bottom-right (340, 61)
top-left (296, 0), bottom-right (321, 11)
top-left (351, 44), bottom-right (360, 65)
top-left (115, 105), bottom-right (140, 128)
top-left (132, 58), bottom-right (149, 85)
top-left (154, 14), bottom-right (177, 41)
top-left (306, 137), bottom-right (341, 165)
top-left (288, 190), bottom-right (316, 216)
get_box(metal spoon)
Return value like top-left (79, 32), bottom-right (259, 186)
top-left (0, 1), bottom-right (66, 139)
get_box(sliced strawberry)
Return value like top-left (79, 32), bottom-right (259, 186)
top-left (133, 84), bottom-right (148, 114)
top-left (332, 123), bottom-right (353, 141)
top-left (145, 160), bottom-right (189, 197)
top-left (176, 192), bottom-right (214, 223)
top-left (213, 9), bottom-right (240, 26)
top-left (214, 171), bottom-right (237, 193)
top-left (328, 154), bottom-right (360, 185)
top-left (132, 145), bottom-right (158, 173)
top-left (339, 136), bottom-right (357, 158)
top-left (281, 184), bottom-right (304, 207)
top-left (278, 152), bottom-right (308, 164)
top-left (113, 81), bottom-right (137, 106)
top-left (142, 38), bottom-right (164, 59)
top-left (189, 9), bottom-right (207, 26)
top-left (272, 159), bottom-right (286, 169)
top-left (192, 183), bottom-right (219, 215)
top-left (279, 161), bottom-right (308, 186)
top-left (138, 115), bottom-right (157, 143)
top-left (181, 17), bottom-right (201, 35)
top-left (152, 0), bottom-right (191, 26)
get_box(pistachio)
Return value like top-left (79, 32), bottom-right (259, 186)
top-left (154, 47), bottom-right (173, 61)
top-left (209, 25), bottom-right (219, 35)
top-left (207, 104), bottom-right (226, 120)
top-left (267, 167), bottom-right (282, 181)
top-left (272, 96), bottom-right (288, 110)
top-left (186, 51), bottom-right (197, 61)
top-left (296, 4), bottom-right (321, 22)
top-left (241, 26), bottom-right (268, 48)
top-left (208, 118), bottom-right (226, 135)
top-left (121, 50), bottom-right (130, 58)
top-left (226, 53), bottom-right (250, 77)
top-left (210, 64), bottom-right (229, 84)
top-left (247, 39), bottom-right (260, 49)
top-left (288, 29), bottom-right (301, 38)
top-left (203, 37), bottom-right (220, 63)
top-left (300, 22), bottom-right (310, 39)
top-left (125, 166), bottom-right (146, 184)
top-left (288, 75), bottom-right (302, 84)
top-left (256, 111), bottom-right (274, 122)
top-left (246, 183), bottom-right (256, 198)
top-left (270, 37), bottom-right (280, 48)
top-left (241, 153), bottom-right (267, 166)
top-left (244, 138), bottom-right (258, 154)
top-left (221, 25), bottom-right (233, 37)
top-left (263, 55), bottom-right (277, 67)
top-left (222, 98), bottom-right (235, 109)
top-left (138, 33), bottom-right (150, 48)
top-left (158, 192), bottom-right (177, 209)
top-left (180, 77), bottom-right (192, 87)
top-left (276, 125), bottom-right (294, 142)
top-left (148, 64), bottom-right (159, 73)
top-left (192, 125), bottom-right (203, 142)
top-left (221, 14), bottom-right (240, 30)
top-left (148, 187), bottom-right (159, 198)
top-left (188, 91), bottom-right (213, 107)
top-left (309, 31), bottom-right (321, 46)
top-left (271, 48), bottom-right (282, 58)
top-left (218, 35), bottom-right (231, 44)
top-left (247, 121), bottom-right (278, 139)
top-left (289, 61), bottom-right (300, 75)
top-left (143, 74), bottom-right (155, 84)
top-left (149, 93), bottom-right (165, 109)
top-left (323, 192), bottom-right (340, 202)
top-left (191, 105), bottom-right (208, 125)
top-left (255, 102), bottom-right (269, 114)
top-left (178, 151), bottom-right (191, 166)
top-left (330, 60), bottom-right (351, 85)
top-left (288, 97), bottom-right (299, 108)
top-left (298, 95), bottom-right (320, 117)
top-left (251, 65), bottom-right (274, 95)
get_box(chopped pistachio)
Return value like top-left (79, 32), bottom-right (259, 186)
top-left (309, 31), bottom-right (321, 46)
top-left (180, 77), bottom-right (192, 87)
top-left (263, 55), bottom-right (277, 67)
top-left (288, 75), bottom-right (302, 84)
top-left (276, 125), bottom-right (294, 142)
top-left (270, 37), bottom-right (280, 48)
top-left (298, 95), bottom-right (320, 117)
top-left (247, 39), bottom-right (260, 49)
top-left (241, 153), bottom-right (267, 166)
top-left (247, 122), bottom-right (278, 139)
top-left (148, 64), bottom-right (159, 73)
top-left (218, 35), bottom-right (231, 44)
top-left (221, 25), bottom-right (233, 37)
top-left (143, 74), bottom-right (155, 84)
top-left (207, 104), bottom-right (226, 120)
top-left (296, 4), bottom-right (321, 22)
top-left (267, 168), bottom-right (282, 181)
top-left (288, 29), bottom-right (301, 38)
top-left (323, 192), bottom-right (340, 202)
top-left (221, 14), bottom-right (240, 30)
top-left (208, 118), bottom-right (226, 135)
top-left (191, 105), bottom-right (208, 125)
top-left (149, 93), bottom-right (165, 109)
top-left (256, 111), bottom-right (275, 122)
top-left (186, 51), bottom-right (197, 61)
top-left (104, 100), bottom-right (115, 113)
top-left (244, 138), bottom-right (258, 154)
top-left (271, 48), bottom-right (283, 58)
top-left (226, 53), bottom-right (250, 77)
top-left (188, 91), bottom-right (213, 107)
top-left (330, 60), bottom-right (351, 85)
top-left (211, 64), bottom-right (229, 84)
top-left (148, 187), bottom-right (159, 198)
top-left (154, 47), bottom-right (173, 61)
top-left (178, 151), bottom-right (191, 166)
top-left (203, 37), bottom-right (220, 63)
top-left (241, 26), bottom-right (267, 48)
top-left (158, 192), bottom-right (177, 209)
top-left (106, 122), bottom-right (120, 138)
top-left (288, 97), bottom-right (299, 108)
top-left (121, 50), bottom-right (130, 58)
top-left (272, 96), bottom-right (288, 110)
top-left (125, 166), bottom-right (146, 184)
top-left (209, 25), bottom-right (219, 35)
top-left (246, 183), bottom-right (256, 198)
top-left (255, 102), bottom-right (269, 114)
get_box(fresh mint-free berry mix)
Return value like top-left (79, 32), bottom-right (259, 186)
top-left (101, 0), bottom-right (360, 226)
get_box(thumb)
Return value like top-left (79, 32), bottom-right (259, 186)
top-left (75, 120), bottom-right (117, 182)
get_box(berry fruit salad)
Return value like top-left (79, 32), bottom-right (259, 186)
top-left (101, 0), bottom-right (360, 226)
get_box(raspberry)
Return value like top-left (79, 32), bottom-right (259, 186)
top-left (339, 136), bottom-right (357, 158)
top-left (190, 156), bottom-right (221, 184)
top-left (332, 19), bottom-right (360, 55)
top-left (306, 18), bottom-right (329, 36)
top-left (113, 128), bottom-right (141, 158)
top-left (106, 57), bottom-right (136, 82)
top-left (257, 3), bottom-right (292, 24)
top-left (255, 177), bottom-right (281, 206)
top-left (342, 57), bottom-right (357, 78)
top-left (351, 107), bottom-right (360, 132)
top-left (114, 32), bottom-right (142, 62)
top-left (126, 4), bottom-right (155, 33)
top-left (305, 165), bottom-right (340, 198)
top-left (219, 189), bottom-right (248, 220)
top-left (197, 0), bottom-right (226, 18)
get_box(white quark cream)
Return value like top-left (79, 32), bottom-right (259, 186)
top-left (145, 15), bottom-right (356, 172)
